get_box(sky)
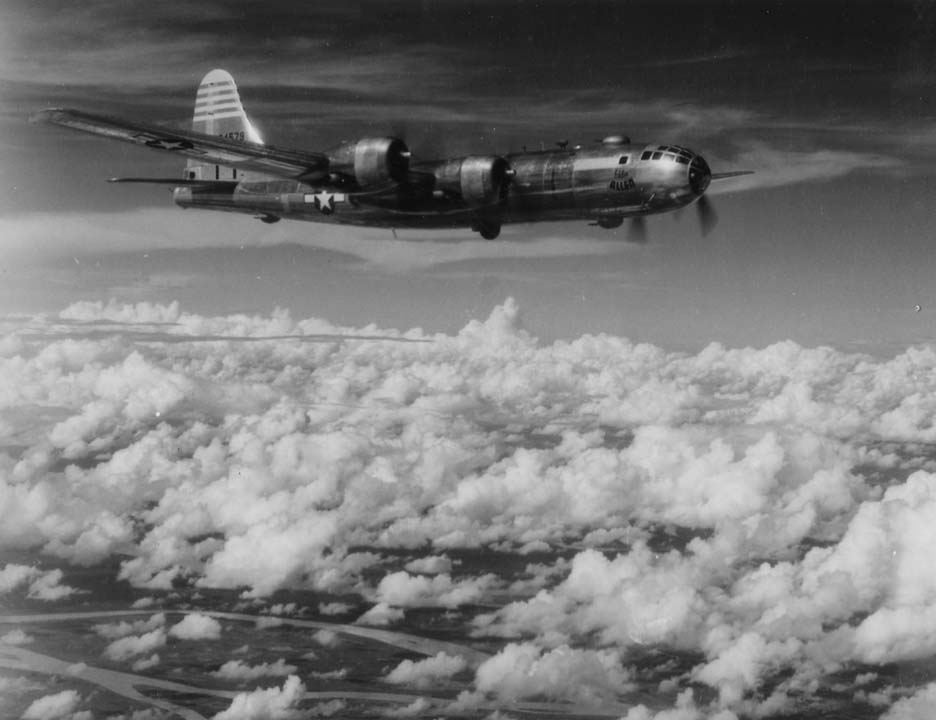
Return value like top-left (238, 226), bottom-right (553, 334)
top-left (2, 0), bottom-right (936, 350)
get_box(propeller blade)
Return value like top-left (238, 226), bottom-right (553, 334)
top-left (697, 195), bottom-right (719, 237)
top-left (390, 120), bottom-right (445, 161)
top-left (627, 216), bottom-right (648, 243)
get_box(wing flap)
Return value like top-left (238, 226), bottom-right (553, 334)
top-left (33, 108), bottom-right (329, 182)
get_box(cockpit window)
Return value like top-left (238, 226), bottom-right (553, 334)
top-left (642, 148), bottom-right (692, 163)
top-left (618, 156), bottom-right (629, 164)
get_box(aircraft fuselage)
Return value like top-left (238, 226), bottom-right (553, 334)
top-left (172, 142), bottom-right (712, 236)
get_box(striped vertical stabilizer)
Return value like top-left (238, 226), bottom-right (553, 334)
top-left (186, 69), bottom-right (262, 181)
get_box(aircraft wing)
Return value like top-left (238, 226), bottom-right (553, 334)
top-left (33, 108), bottom-right (330, 182)
top-left (710, 171), bottom-right (754, 180)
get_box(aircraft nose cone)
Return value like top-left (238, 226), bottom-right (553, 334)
top-left (688, 155), bottom-right (711, 196)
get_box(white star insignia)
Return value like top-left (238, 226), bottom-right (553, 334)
top-left (303, 191), bottom-right (345, 214)
top-left (144, 138), bottom-right (192, 151)
top-left (315, 192), bottom-right (335, 214)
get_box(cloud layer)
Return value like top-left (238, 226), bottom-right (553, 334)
top-left (6, 298), bottom-right (936, 715)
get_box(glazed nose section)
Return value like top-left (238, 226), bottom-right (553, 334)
top-left (688, 155), bottom-right (711, 196)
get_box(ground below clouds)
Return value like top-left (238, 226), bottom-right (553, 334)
top-left (3, 298), bottom-right (936, 719)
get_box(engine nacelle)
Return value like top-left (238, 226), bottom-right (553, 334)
top-left (327, 137), bottom-right (410, 188)
top-left (435, 155), bottom-right (512, 207)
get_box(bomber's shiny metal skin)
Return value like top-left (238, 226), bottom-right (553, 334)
top-left (173, 141), bottom-right (713, 238)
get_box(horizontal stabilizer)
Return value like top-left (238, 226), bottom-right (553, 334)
top-left (710, 171), bottom-right (754, 180)
top-left (108, 178), bottom-right (239, 188)
top-left (33, 108), bottom-right (329, 182)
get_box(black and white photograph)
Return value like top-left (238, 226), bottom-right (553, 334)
top-left (3, 1), bottom-right (936, 717)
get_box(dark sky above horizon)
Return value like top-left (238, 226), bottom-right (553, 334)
top-left (3, 0), bottom-right (936, 350)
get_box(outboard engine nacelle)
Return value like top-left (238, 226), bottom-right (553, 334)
top-left (435, 155), bottom-right (512, 207)
top-left (327, 137), bottom-right (410, 188)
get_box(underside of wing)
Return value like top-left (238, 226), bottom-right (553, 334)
top-left (33, 108), bottom-right (329, 183)
top-left (108, 178), bottom-right (239, 188)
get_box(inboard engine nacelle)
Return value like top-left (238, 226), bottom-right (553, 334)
top-left (434, 155), bottom-right (512, 207)
top-left (327, 137), bottom-right (411, 188)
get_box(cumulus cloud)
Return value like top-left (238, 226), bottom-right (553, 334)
top-left (385, 697), bottom-right (434, 718)
top-left (27, 569), bottom-right (79, 600)
top-left (267, 602), bottom-right (300, 616)
top-left (312, 630), bottom-right (339, 648)
top-left (0, 629), bottom-right (34, 645)
top-left (12, 298), bottom-right (936, 716)
top-left (355, 602), bottom-right (404, 626)
top-left (212, 659), bottom-right (298, 681)
top-left (60, 299), bottom-right (182, 324)
top-left (404, 555), bottom-right (453, 575)
top-left (471, 643), bottom-right (633, 705)
top-left (881, 683), bottom-right (936, 719)
top-left (0, 564), bottom-right (78, 601)
top-left (621, 690), bottom-right (714, 720)
top-left (103, 629), bottom-right (167, 662)
top-left (168, 613), bottom-right (222, 640)
top-left (21, 690), bottom-right (82, 720)
top-left (317, 602), bottom-right (352, 616)
top-left (131, 653), bottom-right (161, 672)
top-left (213, 675), bottom-right (306, 720)
top-left (385, 652), bottom-right (468, 689)
top-left (93, 613), bottom-right (165, 639)
top-left (376, 572), bottom-right (497, 608)
top-left (307, 699), bottom-right (345, 717)
top-left (0, 563), bottom-right (40, 593)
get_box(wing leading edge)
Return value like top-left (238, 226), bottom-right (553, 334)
top-left (33, 108), bottom-right (329, 183)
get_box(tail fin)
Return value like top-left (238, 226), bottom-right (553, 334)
top-left (186, 69), bottom-right (262, 181)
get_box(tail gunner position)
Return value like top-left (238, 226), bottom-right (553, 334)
top-left (35, 69), bottom-right (751, 241)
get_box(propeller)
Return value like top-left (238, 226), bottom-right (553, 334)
top-left (696, 194), bottom-right (718, 237)
top-left (627, 216), bottom-right (648, 243)
top-left (625, 198), bottom-right (715, 242)
top-left (390, 120), bottom-right (446, 162)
